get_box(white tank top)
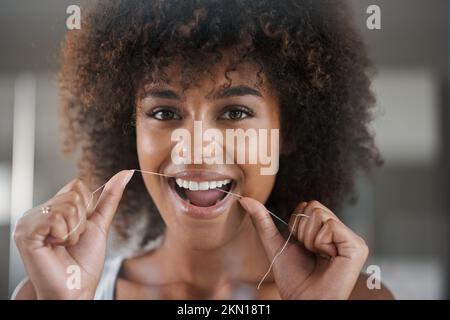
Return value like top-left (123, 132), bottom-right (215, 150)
top-left (94, 255), bottom-right (125, 300)
top-left (93, 255), bottom-right (258, 299)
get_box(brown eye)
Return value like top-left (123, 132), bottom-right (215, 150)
top-left (220, 106), bottom-right (254, 121)
top-left (148, 108), bottom-right (182, 121)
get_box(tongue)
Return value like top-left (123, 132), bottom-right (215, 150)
top-left (184, 189), bottom-right (225, 207)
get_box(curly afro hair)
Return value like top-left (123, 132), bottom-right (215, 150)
top-left (59, 0), bottom-right (382, 251)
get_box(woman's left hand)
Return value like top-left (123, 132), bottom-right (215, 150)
top-left (239, 197), bottom-right (369, 300)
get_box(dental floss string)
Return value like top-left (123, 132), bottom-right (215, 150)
top-left (217, 188), bottom-right (289, 226)
top-left (217, 187), bottom-right (309, 289)
top-left (60, 169), bottom-right (308, 289)
top-left (211, 188), bottom-right (310, 289)
top-left (256, 213), bottom-right (308, 289)
top-left (134, 169), bottom-right (175, 178)
top-left (62, 169), bottom-right (192, 240)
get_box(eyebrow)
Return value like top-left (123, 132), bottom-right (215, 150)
top-left (143, 85), bottom-right (263, 101)
top-left (143, 89), bottom-right (180, 100)
top-left (212, 85), bottom-right (263, 99)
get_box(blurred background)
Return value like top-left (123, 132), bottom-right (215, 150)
top-left (0, 0), bottom-right (448, 299)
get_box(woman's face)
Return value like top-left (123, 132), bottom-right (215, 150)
top-left (135, 53), bottom-right (281, 250)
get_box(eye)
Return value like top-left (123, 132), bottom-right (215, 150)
top-left (147, 107), bottom-right (182, 121)
top-left (219, 106), bottom-right (254, 121)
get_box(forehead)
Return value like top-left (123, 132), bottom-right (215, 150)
top-left (139, 49), bottom-right (277, 101)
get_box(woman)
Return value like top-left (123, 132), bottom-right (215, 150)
top-left (13, 0), bottom-right (393, 299)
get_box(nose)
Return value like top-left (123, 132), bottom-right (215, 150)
top-left (171, 120), bottom-right (230, 166)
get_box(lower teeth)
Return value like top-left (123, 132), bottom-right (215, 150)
top-left (173, 179), bottom-right (230, 206)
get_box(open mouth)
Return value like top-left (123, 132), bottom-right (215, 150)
top-left (170, 177), bottom-right (233, 207)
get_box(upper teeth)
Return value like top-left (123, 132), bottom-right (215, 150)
top-left (175, 178), bottom-right (232, 191)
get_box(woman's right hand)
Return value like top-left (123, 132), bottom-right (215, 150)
top-left (13, 170), bottom-right (134, 300)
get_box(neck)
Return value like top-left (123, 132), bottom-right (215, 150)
top-left (158, 215), bottom-right (273, 290)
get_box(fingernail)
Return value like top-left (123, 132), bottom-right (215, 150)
top-left (238, 198), bottom-right (249, 211)
top-left (124, 170), bottom-right (135, 185)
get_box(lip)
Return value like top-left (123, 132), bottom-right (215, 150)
top-left (166, 170), bottom-right (238, 220)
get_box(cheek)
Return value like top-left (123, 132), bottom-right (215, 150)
top-left (135, 122), bottom-right (174, 219)
top-left (136, 122), bottom-right (173, 170)
top-left (240, 125), bottom-right (280, 201)
top-left (240, 163), bottom-right (277, 203)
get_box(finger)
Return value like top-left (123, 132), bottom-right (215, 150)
top-left (55, 179), bottom-right (76, 196)
top-left (313, 220), bottom-right (368, 298)
top-left (89, 170), bottom-right (134, 234)
top-left (303, 208), bottom-right (330, 253)
top-left (238, 197), bottom-right (285, 260)
top-left (47, 202), bottom-right (79, 243)
top-left (298, 200), bottom-right (339, 248)
top-left (55, 178), bottom-right (91, 215)
top-left (71, 179), bottom-right (92, 214)
top-left (44, 191), bottom-right (87, 243)
top-left (288, 202), bottom-right (308, 236)
top-left (63, 206), bottom-right (82, 246)
top-left (45, 205), bottom-right (72, 245)
top-left (296, 220), bottom-right (307, 245)
top-left (303, 200), bottom-right (340, 221)
top-left (315, 219), bottom-right (368, 260)
top-left (59, 198), bottom-right (85, 246)
top-left (14, 200), bottom-right (82, 250)
top-left (49, 190), bottom-right (86, 216)
top-left (62, 191), bottom-right (87, 244)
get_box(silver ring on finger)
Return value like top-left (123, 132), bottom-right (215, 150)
top-left (41, 205), bottom-right (51, 215)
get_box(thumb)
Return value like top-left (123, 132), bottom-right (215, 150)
top-left (89, 170), bottom-right (134, 234)
top-left (239, 197), bottom-right (285, 260)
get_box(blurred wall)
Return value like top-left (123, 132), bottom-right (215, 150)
top-left (0, 0), bottom-right (448, 299)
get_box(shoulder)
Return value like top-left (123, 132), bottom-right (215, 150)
top-left (349, 273), bottom-right (395, 300)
